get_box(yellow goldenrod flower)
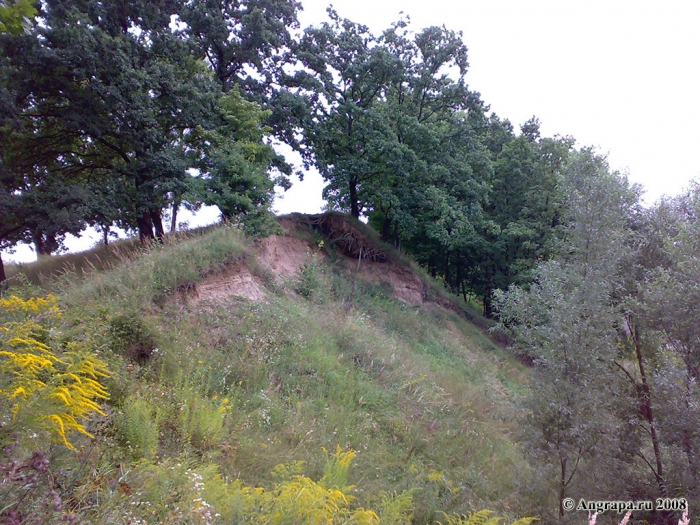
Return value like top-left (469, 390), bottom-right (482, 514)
top-left (1, 295), bottom-right (110, 451)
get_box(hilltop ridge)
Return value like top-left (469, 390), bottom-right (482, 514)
top-left (188, 213), bottom-right (455, 308)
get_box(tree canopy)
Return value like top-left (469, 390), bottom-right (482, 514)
top-left (0, 2), bottom-right (579, 308)
top-left (1, 0), bottom-right (296, 279)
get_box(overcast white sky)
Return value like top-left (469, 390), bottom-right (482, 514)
top-left (276, 0), bottom-right (700, 212)
top-left (5, 0), bottom-right (699, 263)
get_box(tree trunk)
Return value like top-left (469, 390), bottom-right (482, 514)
top-left (150, 208), bottom-right (165, 240)
top-left (456, 264), bottom-right (462, 299)
top-left (380, 215), bottom-right (392, 242)
top-left (170, 201), bottom-right (179, 233)
top-left (33, 232), bottom-right (56, 259)
top-left (444, 253), bottom-right (450, 288)
top-left (101, 225), bottom-right (110, 246)
top-left (483, 294), bottom-right (493, 318)
top-left (682, 426), bottom-right (698, 493)
top-left (558, 457), bottom-right (567, 519)
top-left (0, 252), bottom-right (6, 283)
top-left (392, 221), bottom-right (400, 249)
top-left (137, 210), bottom-right (154, 242)
top-left (349, 178), bottom-right (360, 219)
top-left (632, 321), bottom-right (668, 501)
top-left (683, 373), bottom-right (699, 491)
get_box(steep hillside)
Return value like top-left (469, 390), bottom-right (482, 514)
top-left (1, 214), bottom-right (537, 524)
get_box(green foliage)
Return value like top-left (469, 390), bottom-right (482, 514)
top-left (9, 0), bottom-right (697, 518)
top-left (88, 450), bottom-right (381, 524)
top-left (295, 252), bottom-right (327, 300)
top-left (192, 88), bottom-right (287, 229)
top-left (179, 0), bottom-right (300, 95)
top-left (119, 395), bottom-right (163, 460)
top-left (295, 10), bottom-right (485, 228)
top-left (320, 445), bottom-right (356, 490)
top-left (493, 150), bottom-right (639, 519)
top-left (0, 0), bottom-right (36, 34)
top-left (2, 222), bottom-right (539, 523)
top-left (617, 183), bottom-right (700, 508)
top-left (492, 152), bottom-right (700, 522)
top-left (292, 12), bottom-right (578, 316)
top-left (97, 448), bottom-right (532, 525)
top-left (176, 385), bottom-right (232, 453)
top-left (250, 447), bottom-right (379, 525)
top-left (65, 223), bottom-right (246, 309)
top-left (1, 0), bottom-right (211, 242)
top-left (107, 313), bottom-right (156, 362)
top-left (0, 0), bottom-right (289, 265)
top-left (378, 490), bottom-right (416, 525)
top-left (471, 129), bottom-right (572, 314)
top-left (293, 9), bottom-right (397, 218)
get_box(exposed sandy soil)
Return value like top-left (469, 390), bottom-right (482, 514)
top-left (187, 263), bottom-right (267, 304)
top-left (299, 213), bottom-right (427, 305)
top-left (255, 234), bottom-right (315, 279)
top-left (163, 214), bottom-right (513, 350)
top-left (356, 259), bottom-right (427, 305)
top-left (176, 214), bottom-right (444, 308)
top-left (182, 229), bottom-right (316, 305)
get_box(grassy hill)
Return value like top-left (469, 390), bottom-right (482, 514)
top-left (1, 214), bottom-right (538, 524)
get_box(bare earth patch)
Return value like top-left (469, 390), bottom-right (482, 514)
top-left (190, 263), bottom-right (267, 304)
top-left (177, 232), bottom-right (316, 305)
top-left (255, 234), bottom-right (315, 280)
top-left (357, 259), bottom-right (427, 305)
top-left (175, 214), bottom-right (451, 308)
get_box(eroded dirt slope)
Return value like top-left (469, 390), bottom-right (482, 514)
top-left (184, 213), bottom-right (447, 308)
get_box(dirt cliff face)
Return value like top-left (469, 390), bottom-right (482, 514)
top-left (190, 263), bottom-right (267, 304)
top-left (178, 213), bottom-right (436, 307)
top-left (354, 259), bottom-right (426, 305)
top-left (256, 234), bottom-right (314, 280)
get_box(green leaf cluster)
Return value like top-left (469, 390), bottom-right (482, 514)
top-left (0, 0), bottom-right (36, 34)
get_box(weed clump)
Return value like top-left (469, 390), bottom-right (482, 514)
top-left (0, 294), bottom-right (109, 523)
top-left (295, 252), bottom-right (327, 300)
top-left (107, 313), bottom-right (157, 364)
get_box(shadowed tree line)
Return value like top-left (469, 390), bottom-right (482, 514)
top-left (495, 159), bottom-right (700, 523)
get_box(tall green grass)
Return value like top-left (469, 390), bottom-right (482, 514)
top-left (62, 224), bottom-right (246, 310)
